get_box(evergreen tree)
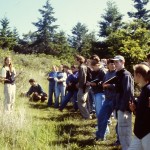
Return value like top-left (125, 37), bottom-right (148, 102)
top-left (128, 0), bottom-right (150, 26)
top-left (0, 17), bottom-right (17, 49)
top-left (33, 0), bottom-right (58, 44)
top-left (69, 22), bottom-right (88, 51)
top-left (98, 1), bottom-right (123, 37)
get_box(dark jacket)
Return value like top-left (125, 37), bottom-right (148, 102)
top-left (134, 83), bottom-right (150, 139)
top-left (103, 70), bottom-right (116, 101)
top-left (91, 68), bottom-right (106, 94)
top-left (115, 68), bottom-right (134, 112)
top-left (27, 84), bottom-right (44, 96)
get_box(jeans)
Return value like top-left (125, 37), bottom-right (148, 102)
top-left (96, 100), bottom-right (113, 139)
top-left (118, 110), bottom-right (132, 150)
top-left (94, 93), bottom-right (105, 118)
top-left (47, 82), bottom-right (55, 106)
top-left (55, 83), bottom-right (66, 108)
top-left (60, 90), bottom-right (78, 110)
top-left (88, 89), bottom-right (95, 113)
top-left (128, 133), bottom-right (150, 150)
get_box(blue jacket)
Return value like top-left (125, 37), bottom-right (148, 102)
top-left (48, 71), bottom-right (57, 86)
top-left (66, 71), bottom-right (78, 91)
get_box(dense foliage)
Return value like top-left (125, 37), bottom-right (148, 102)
top-left (0, 0), bottom-right (150, 68)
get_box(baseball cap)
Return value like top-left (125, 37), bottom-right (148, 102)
top-left (112, 55), bottom-right (125, 62)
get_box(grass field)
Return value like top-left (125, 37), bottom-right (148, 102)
top-left (0, 51), bottom-right (122, 150)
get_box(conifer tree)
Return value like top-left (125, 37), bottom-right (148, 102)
top-left (98, 1), bottom-right (123, 37)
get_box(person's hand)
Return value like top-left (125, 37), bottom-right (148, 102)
top-left (68, 82), bottom-right (72, 86)
top-left (54, 77), bottom-right (58, 81)
top-left (102, 83), bottom-right (110, 88)
top-left (129, 101), bottom-right (136, 112)
top-left (34, 92), bottom-right (38, 95)
top-left (86, 81), bottom-right (91, 86)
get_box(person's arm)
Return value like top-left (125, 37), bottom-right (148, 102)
top-left (0, 67), bottom-right (9, 82)
top-left (38, 84), bottom-right (44, 95)
top-left (79, 66), bottom-right (87, 88)
top-left (120, 75), bottom-right (134, 111)
top-left (26, 86), bottom-right (33, 96)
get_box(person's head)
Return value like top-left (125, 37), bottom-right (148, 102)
top-left (90, 55), bottom-right (100, 64)
top-left (107, 59), bottom-right (116, 71)
top-left (112, 55), bottom-right (125, 71)
top-left (52, 65), bottom-right (57, 72)
top-left (58, 64), bottom-right (63, 72)
top-left (29, 79), bottom-right (36, 86)
top-left (91, 59), bottom-right (101, 71)
top-left (75, 55), bottom-right (85, 65)
top-left (90, 54), bottom-right (100, 61)
top-left (147, 53), bottom-right (150, 64)
top-left (133, 64), bottom-right (150, 87)
top-left (63, 65), bottom-right (69, 73)
top-left (4, 56), bottom-right (12, 67)
top-left (85, 59), bottom-right (91, 67)
top-left (71, 65), bottom-right (78, 73)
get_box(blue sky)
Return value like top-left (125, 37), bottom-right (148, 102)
top-left (0, 0), bottom-right (149, 37)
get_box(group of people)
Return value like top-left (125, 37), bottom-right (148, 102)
top-left (47, 54), bottom-right (150, 150)
top-left (0, 53), bottom-right (150, 150)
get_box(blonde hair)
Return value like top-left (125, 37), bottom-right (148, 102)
top-left (133, 64), bottom-right (150, 81)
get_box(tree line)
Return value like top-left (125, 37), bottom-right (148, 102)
top-left (0, 0), bottom-right (150, 68)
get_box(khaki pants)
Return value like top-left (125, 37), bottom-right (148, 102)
top-left (4, 83), bottom-right (16, 112)
top-left (128, 133), bottom-right (150, 150)
top-left (77, 88), bottom-right (90, 119)
top-left (118, 110), bottom-right (132, 150)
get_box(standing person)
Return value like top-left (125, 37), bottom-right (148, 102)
top-left (128, 64), bottom-right (150, 150)
top-left (75, 55), bottom-right (90, 119)
top-left (47, 65), bottom-right (57, 107)
top-left (54, 65), bottom-right (67, 108)
top-left (0, 57), bottom-right (16, 113)
top-left (59, 65), bottom-right (78, 111)
top-left (95, 59), bottom-right (116, 141)
top-left (87, 59), bottom-right (106, 118)
top-left (113, 55), bottom-right (134, 150)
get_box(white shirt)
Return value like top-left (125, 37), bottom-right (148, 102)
top-left (1, 66), bottom-right (16, 78)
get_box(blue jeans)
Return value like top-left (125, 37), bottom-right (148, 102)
top-left (96, 100), bottom-right (113, 139)
top-left (94, 93), bottom-right (105, 118)
top-left (88, 89), bottom-right (95, 113)
top-left (47, 83), bottom-right (55, 106)
top-left (55, 83), bottom-right (66, 108)
top-left (60, 90), bottom-right (78, 110)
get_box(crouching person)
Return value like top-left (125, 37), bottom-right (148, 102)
top-left (26, 79), bottom-right (47, 102)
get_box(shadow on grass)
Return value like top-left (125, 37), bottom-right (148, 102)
top-left (51, 138), bottom-right (121, 149)
top-left (29, 102), bottom-right (49, 110)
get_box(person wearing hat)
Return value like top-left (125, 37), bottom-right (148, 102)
top-left (26, 79), bottom-right (47, 102)
top-left (112, 55), bottom-right (134, 150)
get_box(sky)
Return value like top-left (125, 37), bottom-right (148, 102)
top-left (0, 0), bottom-right (150, 37)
